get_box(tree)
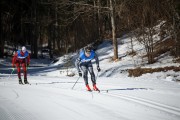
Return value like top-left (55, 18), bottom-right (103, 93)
top-left (0, 2), bottom-right (3, 58)
top-left (109, 0), bottom-right (118, 60)
top-left (171, 0), bottom-right (180, 56)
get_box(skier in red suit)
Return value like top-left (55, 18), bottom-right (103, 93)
top-left (12, 46), bottom-right (30, 84)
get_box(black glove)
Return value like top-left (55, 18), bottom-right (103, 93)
top-left (78, 72), bottom-right (82, 77)
top-left (97, 66), bottom-right (101, 72)
top-left (27, 64), bottom-right (29, 67)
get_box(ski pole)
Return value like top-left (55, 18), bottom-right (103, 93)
top-left (8, 68), bottom-right (15, 80)
top-left (95, 71), bottom-right (99, 81)
top-left (72, 76), bottom-right (81, 89)
top-left (26, 63), bottom-right (29, 70)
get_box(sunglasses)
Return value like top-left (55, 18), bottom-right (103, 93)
top-left (86, 50), bottom-right (91, 53)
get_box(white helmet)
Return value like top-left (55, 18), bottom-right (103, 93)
top-left (22, 46), bottom-right (26, 53)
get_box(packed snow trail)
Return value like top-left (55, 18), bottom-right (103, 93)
top-left (0, 76), bottom-right (180, 120)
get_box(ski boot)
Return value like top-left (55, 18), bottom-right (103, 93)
top-left (86, 84), bottom-right (92, 91)
top-left (24, 78), bottom-right (29, 84)
top-left (93, 84), bottom-right (99, 91)
top-left (19, 79), bottom-right (23, 84)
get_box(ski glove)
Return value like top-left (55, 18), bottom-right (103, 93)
top-left (12, 68), bottom-right (15, 71)
top-left (97, 66), bottom-right (101, 72)
top-left (78, 72), bottom-right (82, 77)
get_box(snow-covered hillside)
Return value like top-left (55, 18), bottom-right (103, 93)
top-left (44, 32), bottom-right (180, 82)
top-left (0, 33), bottom-right (180, 120)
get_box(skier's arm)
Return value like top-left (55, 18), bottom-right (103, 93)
top-left (75, 57), bottom-right (81, 72)
top-left (27, 53), bottom-right (30, 66)
top-left (94, 53), bottom-right (99, 67)
top-left (94, 52), bottom-right (101, 72)
top-left (12, 53), bottom-right (17, 67)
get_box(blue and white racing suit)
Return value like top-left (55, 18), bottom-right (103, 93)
top-left (75, 50), bottom-right (100, 85)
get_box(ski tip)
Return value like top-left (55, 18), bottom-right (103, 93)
top-left (92, 90), bottom-right (100, 93)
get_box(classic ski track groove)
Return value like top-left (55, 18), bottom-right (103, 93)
top-left (72, 88), bottom-right (180, 116)
top-left (98, 92), bottom-right (180, 116)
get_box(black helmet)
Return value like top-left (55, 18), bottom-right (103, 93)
top-left (84, 46), bottom-right (92, 53)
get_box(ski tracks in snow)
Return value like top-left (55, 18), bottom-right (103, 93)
top-left (94, 91), bottom-right (180, 117)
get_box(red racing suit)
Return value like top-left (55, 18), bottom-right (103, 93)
top-left (12, 50), bottom-right (30, 80)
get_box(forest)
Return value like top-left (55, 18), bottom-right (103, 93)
top-left (0, 0), bottom-right (179, 63)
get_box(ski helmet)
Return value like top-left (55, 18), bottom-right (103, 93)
top-left (84, 46), bottom-right (92, 53)
top-left (22, 46), bottom-right (26, 53)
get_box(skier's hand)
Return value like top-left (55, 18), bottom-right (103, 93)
top-left (27, 63), bottom-right (29, 67)
top-left (12, 65), bottom-right (15, 71)
top-left (78, 72), bottom-right (82, 77)
top-left (12, 67), bottom-right (15, 71)
top-left (12, 64), bottom-right (15, 68)
top-left (97, 66), bottom-right (101, 72)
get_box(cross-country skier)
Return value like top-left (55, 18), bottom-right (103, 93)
top-left (12, 46), bottom-right (30, 84)
top-left (75, 45), bottom-right (101, 91)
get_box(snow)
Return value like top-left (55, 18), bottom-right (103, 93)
top-left (0, 75), bottom-right (180, 120)
top-left (0, 31), bottom-right (180, 120)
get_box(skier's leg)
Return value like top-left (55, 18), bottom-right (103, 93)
top-left (22, 63), bottom-right (29, 84)
top-left (80, 65), bottom-right (88, 85)
top-left (80, 65), bottom-right (91, 91)
top-left (88, 64), bottom-right (96, 85)
top-left (88, 64), bottom-right (99, 91)
top-left (16, 63), bottom-right (23, 84)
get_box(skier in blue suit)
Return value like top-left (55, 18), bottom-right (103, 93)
top-left (75, 46), bottom-right (101, 91)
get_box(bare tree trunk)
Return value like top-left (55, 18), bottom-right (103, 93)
top-left (110, 0), bottom-right (118, 60)
top-left (0, 6), bottom-right (3, 58)
top-left (47, 0), bottom-right (53, 59)
top-left (33, 0), bottom-right (38, 58)
top-left (97, 0), bottom-right (103, 41)
top-left (130, 34), bottom-right (134, 53)
top-left (172, 5), bottom-right (180, 56)
top-left (54, 1), bottom-right (58, 53)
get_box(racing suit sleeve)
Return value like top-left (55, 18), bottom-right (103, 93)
top-left (26, 53), bottom-right (30, 65)
top-left (75, 57), bottom-right (81, 72)
top-left (12, 52), bottom-right (18, 67)
top-left (94, 52), bottom-right (99, 67)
